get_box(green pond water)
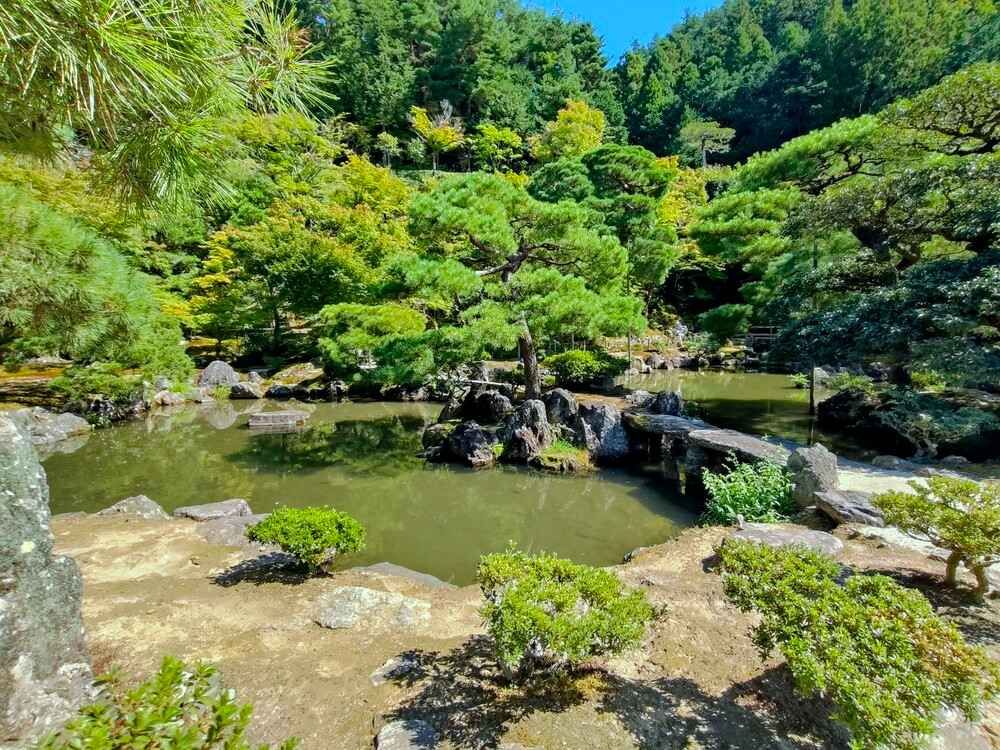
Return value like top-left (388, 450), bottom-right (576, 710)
top-left (41, 371), bottom-right (838, 585)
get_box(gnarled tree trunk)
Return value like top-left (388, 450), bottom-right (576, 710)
top-left (519, 322), bottom-right (541, 400)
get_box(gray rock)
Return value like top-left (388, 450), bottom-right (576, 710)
top-left (501, 400), bottom-right (554, 463)
top-left (96, 495), bottom-right (169, 520)
top-left (437, 390), bottom-right (467, 422)
top-left (370, 654), bottom-right (422, 686)
top-left (264, 383), bottom-right (295, 399)
top-left (421, 423), bottom-right (453, 450)
top-left (229, 381), bottom-right (263, 399)
top-left (197, 360), bottom-right (240, 387)
top-left (574, 403), bottom-right (630, 462)
top-left (625, 390), bottom-right (655, 409)
top-left (173, 499), bottom-right (252, 521)
top-left (0, 416), bottom-right (93, 746)
top-left (440, 421), bottom-right (497, 469)
top-left (622, 413), bottom-right (710, 439)
top-left (787, 443), bottom-right (839, 509)
top-left (354, 562), bottom-right (456, 590)
top-left (872, 455), bottom-right (920, 471)
top-left (648, 391), bottom-right (684, 416)
top-left (729, 523), bottom-right (844, 556)
top-left (929, 707), bottom-right (991, 750)
top-left (688, 429), bottom-right (790, 466)
top-left (196, 514), bottom-right (271, 549)
top-left (316, 587), bottom-right (431, 630)
top-left (815, 490), bottom-right (885, 527)
top-left (939, 455), bottom-right (971, 467)
top-left (541, 388), bottom-right (578, 426)
top-left (152, 389), bottom-right (185, 407)
top-left (646, 353), bottom-right (667, 369)
top-left (7, 407), bottom-right (91, 446)
top-left (464, 390), bottom-right (513, 424)
top-left (376, 720), bottom-right (438, 749)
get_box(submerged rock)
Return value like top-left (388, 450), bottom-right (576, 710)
top-left (0, 416), bottom-right (93, 746)
top-left (97, 495), bottom-right (169, 520)
top-left (787, 443), bottom-right (839, 509)
top-left (197, 360), bottom-right (240, 387)
top-left (574, 403), bottom-right (630, 461)
top-left (173, 498), bottom-right (252, 521)
top-left (729, 523), bottom-right (843, 556)
top-left (316, 587), bottom-right (431, 630)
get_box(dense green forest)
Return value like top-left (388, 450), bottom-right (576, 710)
top-left (1, 0), bottom-right (997, 411)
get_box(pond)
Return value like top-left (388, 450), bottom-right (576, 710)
top-left (43, 400), bottom-right (697, 585)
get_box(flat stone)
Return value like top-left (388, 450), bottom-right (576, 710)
top-left (689, 429), bottom-right (790, 465)
top-left (376, 720), bottom-right (438, 749)
top-left (248, 410), bottom-right (309, 430)
top-left (152, 389), bottom-right (185, 406)
top-left (173, 499), bottom-right (252, 522)
top-left (316, 586), bottom-right (431, 630)
top-left (97, 495), bottom-right (169, 520)
top-left (815, 490), bottom-right (884, 527)
top-left (622, 413), bottom-right (709, 438)
top-left (354, 562), bottom-right (456, 590)
top-left (196, 514), bottom-right (270, 548)
top-left (370, 654), bottom-right (422, 686)
top-left (197, 360), bottom-right (240, 387)
top-left (849, 525), bottom-right (950, 562)
top-left (730, 523), bottom-right (843, 556)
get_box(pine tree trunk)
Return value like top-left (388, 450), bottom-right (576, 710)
top-left (519, 324), bottom-right (541, 400)
top-left (972, 565), bottom-right (990, 600)
top-left (945, 551), bottom-right (962, 587)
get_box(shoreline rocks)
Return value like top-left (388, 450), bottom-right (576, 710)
top-left (97, 495), bottom-right (170, 520)
top-left (173, 499), bottom-right (252, 521)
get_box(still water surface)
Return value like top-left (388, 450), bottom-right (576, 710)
top-left (44, 400), bottom-right (697, 584)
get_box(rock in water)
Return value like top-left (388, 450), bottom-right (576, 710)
top-left (500, 400), bottom-right (554, 463)
top-left (229, 381), bottom-right (263, 400)
top-left (7, 407), bottom-right (91, 446)
top-left (0, 416), bottom-right (93, 745)
top-left (197, 360), bottom-right (240, 387)
top-left (574, 404), bottom-right (630, 461)
top-left (787, 443), bottom-right (839, 509)
top-left (97, 495), bottom-right (169, 520)
top-left (173, 499), bottom-right (252, 521)
top-left (376, 720), bottom-right (438, 749)
top-left (442, 422), bottom-right (497, 468)
top-left (649, 391), bottom-right (684, 416)
top-left (541, 388), bottom-right (578, 426)
top-left (464, 390), bottom-right (513, 424)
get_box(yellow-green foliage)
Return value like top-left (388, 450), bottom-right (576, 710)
top-left (38, 657), bottom-right (297, 750)
top-left (718, 540), bottom-right (1000, 750)
top-left (246, 506), bottom-right (366, 572)
top-left (477, 547), bottom-right (654, 677)
top-left (874, 477), bottom-right (1000, 596)
top-left (530, 100), bottom-right (606, 163)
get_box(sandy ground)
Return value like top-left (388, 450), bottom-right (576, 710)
top-left (52, 514), bottom-right (1000, 750)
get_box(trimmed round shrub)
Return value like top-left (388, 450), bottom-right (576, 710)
top-left (477, 547), bottom-right (654, 679)
top-left (541, 349), bottom-right (627, 388)
top-left (717, 540), bottom-right (1000, 750)
top-left (246, 506), bottom-right (366, 572)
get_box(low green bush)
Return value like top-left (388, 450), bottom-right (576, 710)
top-left (246, 506), bottom-right (366, 573)
top-left (717, 540), bottom-right (1000, 750)
top-left (477, 546), bottom-right (654, 679)
top-left (37, 656), bottom-right (297, 750)
top-left (827, 372), bottom-right (877, 394)
top-left (541, 349), bottom-right (627, 388)
top-left (910, 370), bottom-right (947, 392)
top-left (874, 477), bottom-right (1000, 598)
top-left (50, 362), bottom-right (142, 405)
top-left (699, 456), bottom-right (794, 525)
top-left (875, 389), bottom-right (997, 458)
top-left (788, 373), bottom-right (808, 389)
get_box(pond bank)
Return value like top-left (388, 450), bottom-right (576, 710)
top-left (52, 513), bottom-right (1000, 750)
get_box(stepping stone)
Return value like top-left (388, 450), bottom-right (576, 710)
top-left (689, 429), bottom-right (790, 465)
top-left (370, 654), bottom-right (422, 686)
top-left (376, 720), bottom-right (438, 749)
top-left (316, 587), bottom-right (431, 630)
top-left (815, 490), bottom-right (885, 527)
top-left (730, 523), bottom-right (843, 556)
top-left (248, 410), bottom-right (309, 431)
top-left (97, 495), bottom-right (169, 520)
top-left (173, 499), bottom-right (252, 521)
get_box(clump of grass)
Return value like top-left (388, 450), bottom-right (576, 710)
top-left (534, 439), bottom-right (592, 472)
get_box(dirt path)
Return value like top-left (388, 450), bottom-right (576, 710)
top-left (53, 517), bottom-right (1000, 749)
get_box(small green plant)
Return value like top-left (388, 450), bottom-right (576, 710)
top-left (910, 369), bottom-right (947, 392)
top-left (50, 362), bottom-right (141, 404)
top-left (477, 546), bottom-right (654, 679)
top-left (874, 477), bottom-right (1000, 598)
top-left (788, 372), bottom-right (809, 389)
top-left (211, 384), bottom-right (231, 400)
top-left (699, 455), bottom-right (794, 525)
top-left (534, 439), bottom-right (592, 472)
top-left (246, 506), bottom-right (366, 573)
top-left (827, 372), bottom-right (876, 395)
top-left (37, 656), bottom-right (297, 750)
top-left (541, 349), bottom-right (627, 388)
top-left (717, 540), bottom-right (1000, 750)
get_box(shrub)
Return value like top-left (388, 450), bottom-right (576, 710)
top-left (541, 349), bottom-right (627, 388)
top-left (910, 370), bottom-right (947, 392)
top-left (50, 362), bottom-right (142, 405)
top-left (477, 546), bottom-right (654, 679)
top-left (788, 373), bottom-right (808, 389)
top-left (874, 477), bottom-right (1000, 598)
top-left (696, 303), bottom-right (752, 341)
top-left (875, 389), bottom-right (997, 458)
top-left (246, 506), bottom-right (366, 573)
top-left (534, 439), bottom-right (592, 473)
top-left (37, 656), bottom-right (297, 750)
top-left (717, 540), bottom-right (1000, 750)
top-left (827, 372), bottom-right (876, 394)
top-left (700, 456), bottom-right (794, 525)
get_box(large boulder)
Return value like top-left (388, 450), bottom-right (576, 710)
top-left (316, 587), bottom-right (431, 630)
top-left (196, 513), bottom-right (272, 551)
top-left (648, 390), bottom-right (684, 416)
top-left (688, 429), bottom-right (790, 466)
top-left (463, 389), bottom-right (513, 424)
top-left (787, 443), bottom-right (839, 509)
top-left (0, 416), bottom-right (93, 746)
top-left (96, 495), bottom-right (169, 520)
top-left (7, 407), bottom-right (91, 446)
top-left (152, 389), bottom-right (185, 407)
top-left (574, 403), bottom-right (630, 462)
top-left (229, 381), bottom-right (263, 400)
top-left (440, 422), bottom-right (497, 469)
top-left (541, 388), bottom-right (578, 426)
top-left (173, 499), bottom-right (252, 521)
top-left (815, 490), bottom-right (885, 527)
top-left (197, 360), bottom-right (240, 387)
top-left (500, 400), bottom-right (554, 463)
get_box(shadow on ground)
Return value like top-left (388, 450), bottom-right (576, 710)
top-left (385, 637), bottom-right (848, 749)
top-left (212, 552), bottom-right (310, 587)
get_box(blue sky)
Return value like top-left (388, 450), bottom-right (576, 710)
top-left (529, 0), bottom-right (722, 63)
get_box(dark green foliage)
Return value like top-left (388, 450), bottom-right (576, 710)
top-left (697, 304), bottom-right (752, 341)
top-left (477, 547), bottom-right (654, 677)
top-left (542, 349), bottom-right (627, 388)
top-left (37, 656), bottom-right (297, 750)
top-left (717, 540), bottom-right (1000, 750)
top-left (247, 506), bottom-right (366, 572)
top-left (50, 364), bottom-right (142, 406)
top-left (700, 457), bottom-right (794, 525)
